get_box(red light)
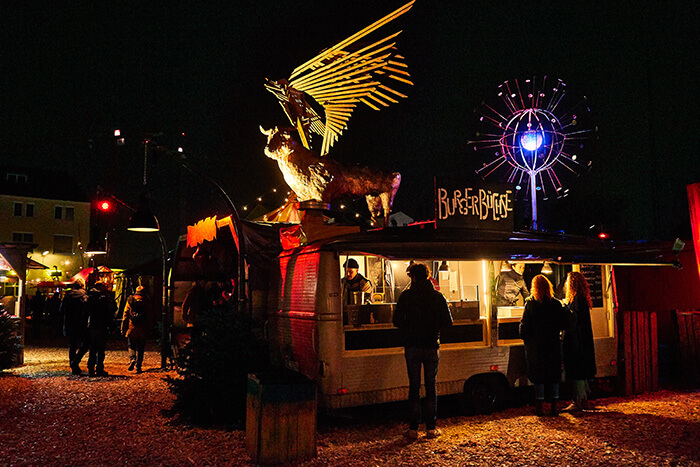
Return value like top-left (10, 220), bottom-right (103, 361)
top-left (98, 201), bottom-right (111, 211)
top-left (114, 129), bottom-right (121, 137)
top-left (337, 388), bottom-right (348, 395)
top-left (610, 359), bottom-right (617, 366)
top-left (490, 365), bottom-right (499, 371)
top-left (599, 232), bottom-right (608, 239)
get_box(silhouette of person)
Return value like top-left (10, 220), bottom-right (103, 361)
top-left (60, 279), bottom-right (89, 375)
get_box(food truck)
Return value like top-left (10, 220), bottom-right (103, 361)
top-left (172, 180), bottom-right (676, 413)
top-left (264, 223), bottom-right (674, 413)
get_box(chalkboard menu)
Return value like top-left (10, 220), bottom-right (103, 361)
top-left (581, 265), bottom-right (604, 308)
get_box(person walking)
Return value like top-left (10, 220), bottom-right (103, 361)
top-left (393, 262), bottom-right (453, 439)
top-left (60, 279), bottom-right (89, 375)
top-left (519, 274), bottom-right (569, 416)
top-left (121, 285), bottom-right (151, 373)
top-left (86, 281), bottom-right (117, 377)
top-left (562, 271), bottom-right (596, 411)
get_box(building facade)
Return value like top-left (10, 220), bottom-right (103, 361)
top-left (0, 166), bottom-right (91, 298)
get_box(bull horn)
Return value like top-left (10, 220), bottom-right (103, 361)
top-left (259, 126), bottom-right (272, 136)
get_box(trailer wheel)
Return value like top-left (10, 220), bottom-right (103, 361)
top-left (459, 375), bottom-right (505, 415)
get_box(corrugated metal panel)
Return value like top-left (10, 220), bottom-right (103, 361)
top-left (274, 316), bottom-right (318, 380)
top-left (280, 247), bottom-right (320, 313)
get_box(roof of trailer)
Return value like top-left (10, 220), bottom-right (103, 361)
top-left (314, 226), bottom-right (679, 266)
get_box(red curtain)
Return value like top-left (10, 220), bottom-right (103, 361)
top-left (687, 183), bottom-right (700, 288)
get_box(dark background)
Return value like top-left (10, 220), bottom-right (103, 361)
top-left (2, 1), bottom-right (698, 267)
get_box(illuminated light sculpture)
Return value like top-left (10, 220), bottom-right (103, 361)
top-left (264, 1), bottom-right (414, 156)
top-left (470, 77), bottom-right (596, 230)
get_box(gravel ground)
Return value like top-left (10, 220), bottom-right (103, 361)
top-left (1, 344), bottom-right (699, 466)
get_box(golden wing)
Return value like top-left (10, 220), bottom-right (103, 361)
top-left (286, 1), bottom-right (414, 156)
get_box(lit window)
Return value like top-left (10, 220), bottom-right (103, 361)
top-left (55, 206), bottom-right (63, 220)
top-left (26, 204), bottom-right (35, 218)
top-left (65, 207), bottom-right (74, 221)
top-left (14, 203), bottom-right (22, 217)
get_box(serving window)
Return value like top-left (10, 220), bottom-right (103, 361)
top-left (340, 256), bottom-right (488, 350)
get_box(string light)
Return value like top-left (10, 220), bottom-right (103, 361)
top-left (232, 183), bottom-right (377, 225)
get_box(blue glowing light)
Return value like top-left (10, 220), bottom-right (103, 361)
top-left (520, 131), bottom-right (543, 151)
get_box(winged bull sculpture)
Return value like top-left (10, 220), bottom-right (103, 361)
top-left (261, 126), bottom-right (401, 226)
top-left (262, 1), bottom-right (414, 225)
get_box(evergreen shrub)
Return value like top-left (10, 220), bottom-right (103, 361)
top-left (166, 303), bottom-right (269, 426)
top-left (0, 311), bottom-right (22, 372)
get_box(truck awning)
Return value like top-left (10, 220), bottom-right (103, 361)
top-left (319, 227), bottom-right (679, 267)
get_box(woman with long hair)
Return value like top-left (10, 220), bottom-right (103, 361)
top-left (562, 271), bottom-right (596, 411)
top-left (519, 274), bottom-right (569, 416)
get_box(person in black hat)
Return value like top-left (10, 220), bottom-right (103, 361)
top-left (393, 262), bottom-right (453, 439)
top-left (341, 258), bottom-right (372, 304)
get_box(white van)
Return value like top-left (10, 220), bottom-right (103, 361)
top-left (265, 226), bottom-right (661, 413)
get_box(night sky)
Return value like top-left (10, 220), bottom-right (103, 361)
top-left (2, 1), bottom-right (698, 266)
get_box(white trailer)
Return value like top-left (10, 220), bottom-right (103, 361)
top-left (265, 227), bottom-right (666, 413)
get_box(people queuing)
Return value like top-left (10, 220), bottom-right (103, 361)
top-left (562, 271), bottom-right (597, 411)
top-left (86, 281), bottom-right (117, 377)
top-left (121, 285), bottom-right (151, 373)
top-left (61, 278), bottom-right (90, 375)
top-left (519, 274), bottom-right (569, 416)
top-left (393, 262), bottom-right (453, 439)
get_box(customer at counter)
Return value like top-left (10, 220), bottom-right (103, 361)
top-left (495, 262), bottom-right (530, 306)
top-left (341, 258), bottom-right (372, 304)
top-left (562, 271), bottom-right (596, 412)
top-left (519, 274), bottom-right (569, 416)
top-left (393, 262), bottom-right (453, 440)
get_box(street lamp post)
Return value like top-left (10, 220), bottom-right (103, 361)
top-left (153, 146), bottom-right (247, 314)
top-left (127, 206), bottom-right (169, 370)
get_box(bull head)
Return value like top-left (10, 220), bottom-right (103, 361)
top-left (259, 126), bottom-right (276, 137)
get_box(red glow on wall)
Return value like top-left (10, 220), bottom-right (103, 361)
top-left (688, 183), bottom-right (700, 293)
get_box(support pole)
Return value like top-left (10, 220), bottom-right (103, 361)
top-left (156, 147), bottom-right (247, 315)
top-left (158, 230), bottom-right (169, 369)
top-left (530, 171), bottom-right (538, 230)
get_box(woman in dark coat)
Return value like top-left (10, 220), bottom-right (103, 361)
top-left (519, 274), bottom-right (569, 416)
top-left (562, 271), bottom-right (596, 411)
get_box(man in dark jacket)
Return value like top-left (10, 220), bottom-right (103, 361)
top-left (60, 278), bottom-right (89, 375)
top-left (393, 262), bottom-right (453, 440)
top-left (341, 258), bottom-right (372, 304)
top-left (86, 281), bottom-right (117, 377)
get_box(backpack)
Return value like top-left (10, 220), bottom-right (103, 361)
top-left (129, 296), bottom-right (147, 325)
